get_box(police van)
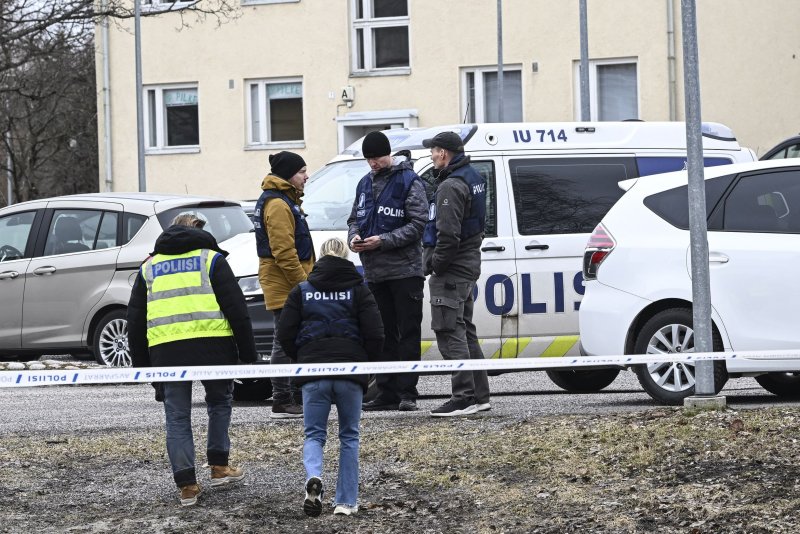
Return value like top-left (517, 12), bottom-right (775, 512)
top-left (281, 122), bottom-right (757, 393)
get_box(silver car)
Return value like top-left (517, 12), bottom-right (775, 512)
top-left (0, 193), bottom-right (266, 367)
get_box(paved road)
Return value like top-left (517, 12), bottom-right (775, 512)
top-left (2, 363), bottom-right (796, 435)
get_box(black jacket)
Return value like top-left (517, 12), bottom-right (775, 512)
top-left (276, 255), bottom-right (384, 391)
top-left (127, 225), bottom-right (258, 368)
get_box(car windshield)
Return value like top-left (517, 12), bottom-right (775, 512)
top-left (304, 160), bottom-right (369, 230)
top-left (157, 203), bottom-right (253, 243)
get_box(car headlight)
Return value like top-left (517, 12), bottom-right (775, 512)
top-left (237, 276), bottom-right (263, 297)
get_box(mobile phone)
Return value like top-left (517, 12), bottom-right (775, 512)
top-left (353, 239), bottom-right (365, 245)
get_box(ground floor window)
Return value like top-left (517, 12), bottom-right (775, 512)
top-left (574, 58), bottom-right (639, 121)
top-left (246, 78), bottom-right (304, 147)
top-left (144, 84), bottom-right (199, 152)
top-left (461, 66), bottom-right (523, 123)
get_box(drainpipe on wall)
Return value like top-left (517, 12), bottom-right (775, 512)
top-left (101, 0), bottom-right (113, 191)
top-left (667, 0), bottom-right (678, 121)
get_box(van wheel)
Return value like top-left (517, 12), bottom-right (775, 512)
top-left (632, 308), bottom-right (727, 405)
top-left (546, 369), bottom-right (620, 392)
top-left (93, 309), bottom-right (131, 367)
top-left (233, 378), bottom-right (273, 402)
top-left (755, 373), bottom-right (800, 398)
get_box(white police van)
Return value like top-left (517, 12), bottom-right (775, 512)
top-left (270, 122), bottom-right (757, 393)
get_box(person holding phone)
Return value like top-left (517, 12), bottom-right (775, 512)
top-left (347, 131), bottom-right (428, 412)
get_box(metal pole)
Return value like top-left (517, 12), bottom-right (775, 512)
top-left (579, 0), bottom-right (590, 121)
top-left (134, 1), bottom-right (146, 192)
top-left (101, 1), bottom-right (114, 192)
top-left (666, 0), bottom-right (678, 121)
top-left (5, 129), bottom-right (12, 206)
top-left (496, 0), bottom-right (504, 122)
top-left (681, 0), bottom-right (715, 397)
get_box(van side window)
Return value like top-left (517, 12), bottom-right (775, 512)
top-left (509, 157), bottom-right (636, 235)
top-left (44, 210), bottom-right (111, 255)
top-left (419, 160), bottom-right (497, 238)
top-left (0, 211), bottom-right (36, 261)
top-left (719, 170), bottom-right (800, 233)
top-left (644, 174), bottom-right (735, 230)
top-left (123, 213), bottom-right (148, 245)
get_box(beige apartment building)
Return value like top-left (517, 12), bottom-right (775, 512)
top-left (96, 0), bottom-right (800, 199)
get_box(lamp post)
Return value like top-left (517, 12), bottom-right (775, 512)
top-left (134, 0), bottom-right (146, 192)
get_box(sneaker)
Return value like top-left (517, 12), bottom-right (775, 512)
top-left (303, 477), bottom-right (323, 517)
top-left (333, 504), bottom-right (359, 516)
top-left (362, 398), bottom-right (399, 411)
top-left (475, 402), bottom-right (492, 412)
top-left (271, 402), bottom-right (303, 419)
top-left (179, 483), bottom-right (201, 506)
top-left (430, 398), bottom-right (478, 417)
top-left (210, 465), bottom-right (244, 487)
top-left (398, 399), bottom-right (418, 411)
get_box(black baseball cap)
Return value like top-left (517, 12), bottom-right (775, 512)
top-left (422, 131), bottom-right (464, 152)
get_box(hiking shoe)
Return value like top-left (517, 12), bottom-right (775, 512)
top-left (210, 465), bottom-right (244, 487)
top-left (398, 399), bottom-right (418, 411)
top-left (303, 477), bottom-right (323, 517)
top-left (362, 398), bottom-right (399, 411)
top-left (271, 402), bottom-right (303, 419)
top-left (475, 402), bottom-right (492, 412)
top-left (179, 483), bottom-right (201, 506)
top-left (333, 504), bottom-right (359, 516)
top-left (430, 398), bottom-right (478, 417)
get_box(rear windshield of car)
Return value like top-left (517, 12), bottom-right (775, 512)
top-left (304, 160), bottom-right (369, 231)
top-left (157, 203), bottom-right (253, 243)
top-left (643, 174), bottom-right (735, 229)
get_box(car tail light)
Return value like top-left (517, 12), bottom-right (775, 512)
top-left (583, 223), bottom-right (616, 281)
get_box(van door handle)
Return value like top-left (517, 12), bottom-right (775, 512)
top-left (481, 245), bottom-right (505, 252)
top-left (709, 252), bottom-right (729, 264)
top-left (33, 266), bottom-right (57, 275)
top-left (0, 271), bottom-right (19, 280)
top-left (525, 244), bottom-right (550, 251)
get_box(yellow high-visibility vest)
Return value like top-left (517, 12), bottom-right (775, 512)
top-left (141, 249), bottom-right (233, 347)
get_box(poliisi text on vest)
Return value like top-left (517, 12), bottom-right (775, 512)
top-left (304, 290), bottom-right (353, 301)
top-left (152, 257), bottom-right (202, 277)
top-left (377, 205), bottom-right (404, 217)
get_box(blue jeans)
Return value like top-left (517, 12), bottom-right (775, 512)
top-left (163, 380), bottom-right (233, 487)
top-left (302, 379), bottom-right (362, 507)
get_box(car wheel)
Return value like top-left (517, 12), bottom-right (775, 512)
top-left (233, 378), bottom-right (273, 402)
top-left (632, 307), bottom-right (727, 405)
top-left (93, 309), bottom-right (131, 367)
top-left (546, 369), bottom-right (621, 393)
top-left (754, 373), bottom-right (800, 398)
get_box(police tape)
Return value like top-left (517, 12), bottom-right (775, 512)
top-left (3, 349), bottom-right (800, 388)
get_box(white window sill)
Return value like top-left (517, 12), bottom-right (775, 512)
top-left (145, 146), bottom-right (201, 156)
top-left (140, 2), bottom-right (197, 13)
top-left (241, 0), bottom-right (299, 5)
top-left (245, 141), bottom-right (305, 151)
top-left (350, 68), bottom-right (411, 78)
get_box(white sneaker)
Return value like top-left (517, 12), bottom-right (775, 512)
top-left (476, 402), bottom-right (491, 412)
top-left (334, 504), bottom-right (359, 516)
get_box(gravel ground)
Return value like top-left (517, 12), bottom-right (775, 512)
top-left (3, 362), bottom-right (800, 533)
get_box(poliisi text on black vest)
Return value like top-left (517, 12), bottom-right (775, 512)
top-left (377, 205), bottom-right (404, 218)
top-left (304, 290), bottom-right (353, 301)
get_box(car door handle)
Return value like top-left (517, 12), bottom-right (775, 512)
top-left (709, 252), bottom-right (729, 264)
top-left (481, 245), bottom-right (506, 252)
top-left (525, 244), bottom-right (550, 251)
top-left (33, 266), bottom-right (57, 275)
top-left (0, 271), bottom-right (19, 280)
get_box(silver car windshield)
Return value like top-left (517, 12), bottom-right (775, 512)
top-left (157, 204), bottom-right (253, 243)
top-left (304, 160), bottom-right (369, 231)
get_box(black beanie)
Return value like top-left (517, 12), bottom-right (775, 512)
top-left (269, 151), bottom-right (306, 180)
top-left (361, 131), bottom-right (391, 158)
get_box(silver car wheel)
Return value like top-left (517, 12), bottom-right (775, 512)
top-left (645, 323), bottom-right (696, 393)
top-left (97, 318), bottom-right (130, 367)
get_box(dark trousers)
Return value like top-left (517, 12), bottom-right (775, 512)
top-left (270, 308), bottom-right (299, 404)
top-left (368, 276), bottom-right (424, 403)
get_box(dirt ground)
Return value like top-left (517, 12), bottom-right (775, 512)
top-left (2, 406), bottom-right (800, 533)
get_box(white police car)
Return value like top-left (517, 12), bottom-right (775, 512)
top-left (580, 159), bottom-right (800, 404)
top-left (297, 121), bottom-right (756, 393)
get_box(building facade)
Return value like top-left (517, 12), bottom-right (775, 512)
top-left (96, 0), bottom-right (800, 199)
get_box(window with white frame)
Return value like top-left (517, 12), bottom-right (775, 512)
top-left (141, 0), bottom-right (194, 9)
top-left (246, 79), bottom-right (304, 146)
top-left (351, 0), bottom-right (410, 75)
top-left (144, 85), bottom-right (199, 151)
top-left (462, 66), bottom-right (523, 123)
top-left (574, 58), bottom-right (639, 121)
